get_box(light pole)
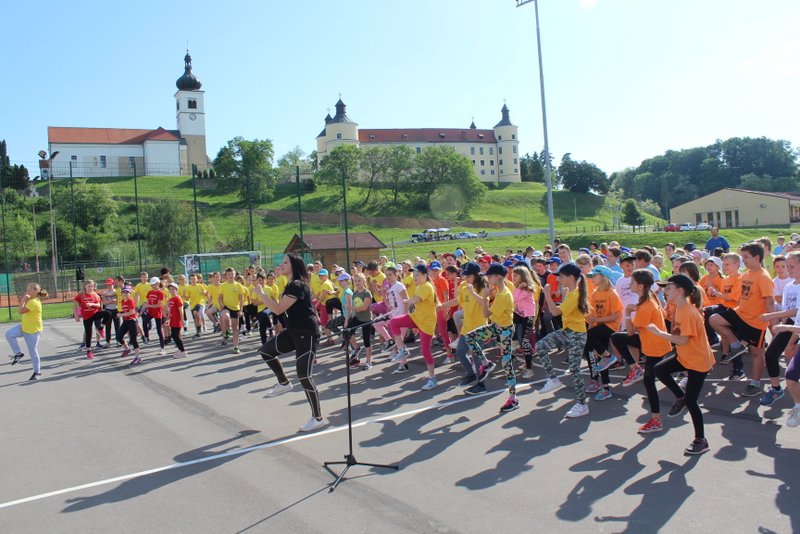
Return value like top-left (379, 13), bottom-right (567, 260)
top-left (516, 0), bottom-right (555, 244)
top-left (30, 180), bottom-right (39, 273)
top-left (38, 150), bottom-right (60, 295)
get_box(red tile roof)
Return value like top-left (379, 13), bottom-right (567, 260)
top-left (285, 232), bottom-right (386, 252)
top-left (359, 128), bottom-right (497, 144)
top-left (48, 126), bottom-right (180, 145)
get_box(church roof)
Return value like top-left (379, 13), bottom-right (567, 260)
top-left (359, 128), bottom-right (497, 144)
top-left (48, 127), bottom-right (180, 145)
top-left (176, 52), bottom-right (202, 91)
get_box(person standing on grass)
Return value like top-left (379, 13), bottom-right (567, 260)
top-left (649, 274), bottom-right (715, 455)
top-left (705, 227), bottom-right (730, 254)
top-left (167, 283), bottom-right (188, 358)
top-left (6, 283), bottom-right (47, 380)
top-left (117, 284), bottom-right (142, 365)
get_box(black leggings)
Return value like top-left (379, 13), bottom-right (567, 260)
top-left (243, 304), bottom-right (258, 331)
top-left (765, 321), bottom-right (795, 378)
top-left (259, 330), bottom-right (322, 419)
top-left (611, 332), bottom-right (641, 366)
top-left (171, 327), bottom-right (185, 352)
top-left (144, 316), bottom-right (165, 348)
top-left (117, 319), bottom-right (139, 349)
top-left (104, 308), bottom-right (120, 344)
top-left (343, 317), bottom-right (374, 348)
top-left (325, 297), bottom-right (342, 315)
top-left (585, 324), bottom-right (615, 385)
top-left (83, 311), bottom-right (111, 347)
top-left (256, 310), bottom-right (274, 345)
top-left (514, 316), bottom-right (535, 369)
top-left (655, 355), bottom-right (708, 439)
top-left (704, 305), bottom-right (727, 345)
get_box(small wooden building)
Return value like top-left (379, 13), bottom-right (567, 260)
top-left (284, 232), bottom-right (387, 267)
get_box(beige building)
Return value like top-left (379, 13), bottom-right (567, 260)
top-left (669, 188), bottom-right (800, 228)
top-left (315, 99), bottom-right (521, 183)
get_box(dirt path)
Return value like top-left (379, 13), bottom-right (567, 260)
top-left (263, 210), bottom-right (524, 230)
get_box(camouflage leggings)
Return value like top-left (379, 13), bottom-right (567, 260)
top-left (536, 328), bottom-right (587, 404)
top-left (464, 323), bottom-right (516, 396)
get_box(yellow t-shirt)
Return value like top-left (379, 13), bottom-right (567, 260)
top-left (458, 282), bottom-right (487, 334)
top-left (368, 271), bottom-right (387, 302)
top-left (402, 274), bottom-right (416, 297)
top-left (207, 284), bottom-right (221, 309)
top-left (275, 275), bottom-right (288, 297)
top-left (242, 285), bottom-right (252, 306)
top-left (187, 284), bottom-right (207, 308)
top-left (115, 287), bottom-right (123, 309)
top-left (134, 282), bottom-right (150, 306)
top-left (250, 286), bottom-right (267, 312)
top-left (318, 280), bottom-right (335, 304)
top-left (265, 283), bottom-right (279, 301)
top-left (220, 281), bottom-right (244, 311)
top-left (21, 297), bottom-right (43, 334)
top-left (410, 281), bottom-right (437, 336)
top-left (560, 290), bottom-right (587, 333)
top-left (310, 273), bottom-right (321, 296)
top-left (178, 283), bottom-right (190, 302)
top-left (490, 286), bottom-right (514, 328)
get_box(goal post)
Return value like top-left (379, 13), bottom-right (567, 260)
top-left (179, 251), bottom-right (263, 278)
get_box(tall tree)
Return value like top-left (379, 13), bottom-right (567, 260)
top-left (316, 145), bottom-right (362, 202)
top-left (384, 145), bottom-right (414, 204)
top-left (0, 140), bottom-right (29, 190)
top-left (276, 146), bottom-right (313, 182)
top-left (622, 198), bottom-right (645, 228)
top-left (411, 146), bottom-right (486, 217)
top-left (213, 137), bottom-right (278, 203)
top-left (558, 153), bottom-right (609, 194)
top-left (142, 199), bottom-right (196, 262)
top-left (358, 146), bottom-right (391, 206)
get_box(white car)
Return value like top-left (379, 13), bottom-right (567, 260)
top-left (695, 223), bottom-right (713, 230)
top-left (679, 223), bottom-right (696, 231)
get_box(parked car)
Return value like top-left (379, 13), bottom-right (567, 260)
top-left (679, 223), bottom-right (696, 231)
top-left (695, 223), bottom-right (713, 230)
top-left (664, 223), bottom-right (681, 232)
top-left (455, 231), bottom-right (478, 239)
top-left (410, 228), bottom-right (454, 242)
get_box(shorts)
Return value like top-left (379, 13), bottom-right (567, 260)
top-left (223, 307), bottom-right (241, 320)
top-left (206, 305), bottom-right (219, 315)
top-left (447, 317), bottom-right (458, 335)
top-left (192, 304), bottom-right (205, 314)
top-left (716, 307), bottom-right (766, 348)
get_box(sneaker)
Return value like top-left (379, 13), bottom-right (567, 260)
top-left (539, 377), bottom-right (562, 394)
top-left (351, 347), bottom-right (363, 361)
top-left (723, 344), bottom-right (748, 363)
top-left (266, 381), bottom-right (293, 397)
top-left (668, 398), bottom-right (687, 417)
top-left (183, 326), bottom-right (188, 333)
top-left (741, 383), bottom-right (762, 397)
top-left (622, 366), bottom-right (644, 387)
top-left (298, 417), bottom-right (329, 432)
top-left (594, 389), bottom-right (613, 401)
top-left (727, 369), bottom-right (745, 381)
top-left (380, 340), bottom-right (395, 353)
top-left (86, 351), bottom-right (95, 360)
top-left (718, 353), bottom-right (730, 364)
top-left (442, 356), bottom-right (455, 365)
top-left (10, 352), bottom-right (24, 365)
top-left (404, 332), bottom-right (416, 344)
top-left (348, 357), bottom-right (361, 368)
top-left (361, 361), bottom-right (373, 370)
top-left (760, 387), bottom-right (785, 406)
top-left (465, 382), bottom-right (487, 395)
top-left (678, 376), bottom-right (688, 390)
top-left (500, 397), bottom-right (519, 413)
top-left (448, 339), bottom-right (460, 350)
top-left (593, 354), bottom-right (618, 373)
top-left (477, 360), bottom-right (496, 383)
top-left (173, 351), bottom-right (188, 359)
top-left (432, 337), bottom-right (443, 347)
top-left (638, 418), bottom-right (663, 434)
top-left (391, 363), bottom-right (409, 374)
top-left (585, 379), bottom-right (602, 394)
top-left (158, 348), bottom-right (166, 356)
top-left (710, 340), bottom-right (721, 350)
top-left (120, 348), bottom-right (131, 358)
top-left (521, 368), bottom-right (535, 379)
top-left (130, 356), bottom-right (142, 365)
top-left (193, 333), bottom-right (202, 339)
top-left (142, 338), bottom-right (151, 345)
top-left (459, 375), bottom-right (478, 387)
top-left (421, 376), bottom-right (438, 391)
top-left (684, 437), bottom-right (710, 456)
top-left (391, 347), bottom-right (409, 363)
top-left (220, 340), bottom-right (229, 347)
top-left (565, 402), bottom-right (590, 418)
top-left (233, 346), bottom-right (241, 354)
top-left (786, 407), bottom-right (800, 427)
top-left (95, 342), bottom-right (103, 350)
top-left (28, 372), bottom-right (41, 381)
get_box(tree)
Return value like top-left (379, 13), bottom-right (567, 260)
top-left (411, 146), bottom-right (486, 217)
top-left (358, 146), bottom-right (391, 206)
top-left (4, 213), bottom-right (34, 263)
top-left (213, 137), bottom-right (278, 203)
top-left (316, 145), bottom-right (362, 202)
top-left (276, 146), bottom-right (313, 183)
top-left (520, 151), bottom-right (548, 183)
top-left (558, 153), bottom-right (609, 194)
top-left (384, 145), bottom-right (414, 204)
top-left (142, 199), bottom-right (196, 262)
top-left (52, 180), bottom-right (118, 230)
top-left (0, 140), bottom-right (30, 190)
top-left (622, 199), bottom-right (645, 228)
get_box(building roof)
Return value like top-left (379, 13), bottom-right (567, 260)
top-left (494, 104), bottom-right (514, 128)
top-left (329, 99), bottom-right (354, 124)
top-left (725, 188), bottom-right (800, 201)
top-left (48, 126), bottom-right (180, 145)
top-left (176, 52), bottom-right (202, 91)
top-left (285, 232), bottom-right (386, 252)
top-left (359, 128), bottom-right (497, 144)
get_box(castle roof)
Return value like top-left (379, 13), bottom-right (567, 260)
top-left (359, 128), bottom-right (497, 144)
top-left (329, 99), bottom-right (354, 124)
top-left (48, 127), bottom-right (180, 145)
top-left (494, 104), bottom-right (514, 128)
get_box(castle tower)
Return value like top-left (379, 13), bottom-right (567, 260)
top-left (493, 104), bottom-right (520, 182)
top-left (323, 98), bottom-right (359, 157)
top-left (175, 51), bottom-right (208, 172)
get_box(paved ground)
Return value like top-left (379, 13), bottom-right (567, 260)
top-left (1, 319), bottom-right (798, 533)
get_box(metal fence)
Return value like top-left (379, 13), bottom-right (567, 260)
top-left (0, 161), bottom-right (311, 321)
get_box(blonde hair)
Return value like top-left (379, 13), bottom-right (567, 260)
top-left (28, 283), bottom-right (49, 298)
top-left (512, 266), bottom-right (540, 294)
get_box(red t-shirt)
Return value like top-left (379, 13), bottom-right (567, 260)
top-left (74, 292), bottom-right (101, 320)
top-left (121, 297), bottom-right (137, 320)
top-left (146, 289), bottom-right (165, 319)
top-left (168, 296), bottom-right (184, 328)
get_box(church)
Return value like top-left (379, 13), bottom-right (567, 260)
top-left (315, 99), bottom-right (521, 183)
top-left (47, 52), bottom-right (209, 177)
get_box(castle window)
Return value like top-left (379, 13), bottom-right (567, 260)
top-left (481, 170), bottom-right (486, 175)
top-left (489, 147), bottom-right (494, 155)
top-left (491, 170), bottom-right (495, 175)
top-left (499, 146), bottom-right (503, 155)
top-left (512, 145), bottom-right (517, 153)
top-left (499, 159), bottom-right (504, 165)
top-left (479, 147), bottom-right (484, 155)
top-left (176, 101), bottom-right (179, 112)
top-left (99, 155), bottom-right (107, 169)
top-left (336, 133), bottom-right (342, 139)
top-left (514, 168), bottom-right (518, 173)
top-left (514, 158), bottom-right (518, 164)
top-left (480, 160), bottom-right (485, 166)
top-left (512, 134), bottom-right (516, 140)
top-left (498, 135), bottom-right (502, 141)
top-left (188, 99), bottom-right (197, 109)
top-left (490, 161), bottom-right (494, 166)
top-left (470, 146), bottom-right (475, 155)
top-left (416, 147), bottom-right (421, 154)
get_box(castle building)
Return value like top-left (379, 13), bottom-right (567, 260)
top-left (46, 52), bottom-right (209, 177)
top-left (315, 99), bottom-right (521, 183)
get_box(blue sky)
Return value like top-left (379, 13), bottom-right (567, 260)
top-left (3, 0), bottom-right (798, 175)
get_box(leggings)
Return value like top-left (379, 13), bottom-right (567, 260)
top-left (389, 314), bottom-right (433, 366)
top-left (243, 304), bottom-right (258, 331)
top-left (536, 328), bottom-right (587, 404)
top-left (610, 332), bottom-right (642, 366)
top-left (259, 330), bottom-right (322, 419)
top-left (256, 310), bottom-right (273, 345)
top-left (5, 324), bottom-right (41, 373)
top-left (765, 321), bottom-right (795, 378)
top-left (514, 316), bottom-right (535, 369)
top-left (584, 323), bottom-right (615, 386)
top-left (786, 346), bottom-right (800, 382)
top-left (83, 311), bottom-right (110, 347)
top-left (325, 297), bottom-right (342, 316)
top-left (343, 317), bottom-right (374, 348)
top-left (146, 317), bottom-right (165, 348)
top-left (117, 319), bottom-right (139, 349)
top-left (103, 308), bottom-right (120, 344)
top-left (655, 355), bottom-right (708, 439)
top-left (464, 322), bottom-right (515, 395)
top-left (171, 327), bottom-right (185, 352)
top-left (436, 309), bottom-right (451, 346)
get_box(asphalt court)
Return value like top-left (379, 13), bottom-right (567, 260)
top-left (1, 318), bottom-right (798, 533)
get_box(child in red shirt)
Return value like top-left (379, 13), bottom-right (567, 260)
top-left (118, 285), bottom-right (142, 364)
top-left (167, 283), bottom-right (188, 358)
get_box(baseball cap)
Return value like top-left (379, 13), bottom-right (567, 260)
top-left (442, 253), bottom-right (455, 259)
top-left (502, 259), bottom-right (514, 267)
top-left (384, 261), bottom-right (396, 268)
top-left (670, 253), bottom-right (682, 261)
top-left (318, 269), bottom-right (329, 276)
top-left (149, 277), bottom-right (160, 285)
top-left (705, 256), bottom-right (723, 270)
top-left (546, 257), bottom-right (563, 265)
top-left (532, 251), bottom-right (543, 257)
top-left (619, 253), bottom-right (635, 263)
top-left (588, 265), bottom-right (614, 280)
top-left (354, 260), bottom-right (365, 267)
top-left (579, 247), bottom-right (591, 255)
top-left (105, 278), bottom-right (114, 285)
top-left (454, 249), bottom-right (464, 257)
top-left (460, 261), bottom-right (481, 276)
top-left (620, 246), bottom-right (631, 253)
top-left (428, 260), bottom-right (443, 270)
top-left (122, 284), bottom-right (132, 293)
top-left (684, 243), bottom-right (696, 252)
top-left (168, 282), bottom-right (178, 289)
top-left (337, 272), bottom-right (351, 281)
top-left (486, 263), bottom-right (508, 277)
top-left (413, 264), bottom-right (429, 275)
top-left (513, 254), bottom-right (525, 262)
top-left (657, 274), bottom-right (695, 293)
top-left (479, 254), bottom-right (493, 263)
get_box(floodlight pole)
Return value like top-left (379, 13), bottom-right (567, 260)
top-left (517, 0), bottom-right (555, 244)
top-left (341, 168), bottom-right (350, 268)
top-left (296, 165), bottom-right (305, 256)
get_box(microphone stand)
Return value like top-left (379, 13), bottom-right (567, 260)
top-left (324, 314), bottom-right (399, 492)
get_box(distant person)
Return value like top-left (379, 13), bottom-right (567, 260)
top-left (705, 227), bottom-right (730, 253)
top-left (6, 283), bottom-right (48, 380)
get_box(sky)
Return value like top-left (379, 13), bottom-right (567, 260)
top-left (3, 0), bottom-right (799, 175)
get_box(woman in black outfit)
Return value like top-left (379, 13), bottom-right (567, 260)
top-left (254, 253), bottom-right (328, 433)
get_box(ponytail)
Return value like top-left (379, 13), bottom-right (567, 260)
top-left (38, 288), bottom-right (49, 298)
top-left (689, 285), bottom-right (703, 309)
top-left (577, 273), bottom-right (588, 314)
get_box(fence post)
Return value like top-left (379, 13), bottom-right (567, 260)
top-left (296, 165), bottom-right (305, 254)
top-left (0, 175), bottom-right (11, 320)
top-left (133, 163), bottom-right (143, 272)
top-left (246, 172), bottom-right (255, 251)
top-left (69, 162), bottom-right (78, 272)
top-left (191, 164), bottom-right (201, 254)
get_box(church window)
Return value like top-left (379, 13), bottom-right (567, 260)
top-left (514, 168), bottom-right (518, 173)
top-left (491, 170), bottom-right (495, 175)
top-left (514, 158), bottom-right (518, 164)
top-left (480, 160), bottom-right (485, 166)
top-left (499, 159), bottom-right (504, 165)
top-left (490, 161), bottom-right (494, 166)
top-left (498, 135), bottom-right (502, 141)
top-left (470, 146), bottom-right (475, 155)
top-left (481, 170), bottom-right (486, 175)
top-left (188, 99), bottom-right (197, 109)
top-left (512, 145), bottom-right (517, 153)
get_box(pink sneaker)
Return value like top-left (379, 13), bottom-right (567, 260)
top-left (121, 348), bottom-right (131, 358)
top-left (86, 351), bottom-right (95, 360)
top-left (585, 379), bottom-right (601, 394)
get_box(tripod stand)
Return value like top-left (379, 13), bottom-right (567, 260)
top-left (324, 315), bottom-right (399, 492)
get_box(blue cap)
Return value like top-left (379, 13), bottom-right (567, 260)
top-left (413, 264), bottom-right (429, 275)
top-left (318, 269), bottom-right (329, 276)
top-left (579, 248), bottom-right (591, 254)
top-left (546, 257), bottom-right (563, 265)
top-left (588, 265), bottom-right (614, 280)
top-left (503, 259), bottom-right (514, 267)
top-left (460, 261), bottom-right (481, 276)
top-left (513, 254), bottom-right (524, 262)
top-left (454, 249), bottom-right (464, 257)
top-left (486, 263), bottom-right (508, 277)
top-left (620, 246), bottom-right (631, 253)
top-left (428, 260), bottom-right (442, 270)
top-left (337, 272), bottom-right (351, 281)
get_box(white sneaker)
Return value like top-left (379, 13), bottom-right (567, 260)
top-left (678, 376), bottom-right (688, 390)
top-left (449, 338), bottom-right (460, 350)
top-left (391, 347), bottom-right (409, 363)
top-left (539, 377), bottom-right (562, 393)
top-left (173, 351), bottom-right (188, 358)
top-left (787, 407), bottom-right (800, 428)
top-left (421, 376), bottom-right (438, 390)
top-left (522, 368), bottom-right (535, 379)
top-left (565, 402), bottom-right (590, 418)
top-left (391, 363), bottom-right (409, 374)
top-left (266, 381), bottom-right (293, 397)
top-left (298, 417), bottom-right (329, 432)
top-left (158, 348), bottom-right (166, 356)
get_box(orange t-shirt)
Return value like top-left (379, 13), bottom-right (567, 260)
top-left (695, 283), bottom-right (709, 308)
top-left (672, 303), bottom-right (715, 373)
top-left (700, 274), bottom-right (724, 306)
top-left (719, 273), bottom-right (742, 309)
top-left (432, 276), bottom-right (449, 306)
top-left (631, 296), bottom-right (672, 357)
top-left (736, 268), bottom-right (774, 330)
top-left (589, 287), bottom-right (622, 331)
